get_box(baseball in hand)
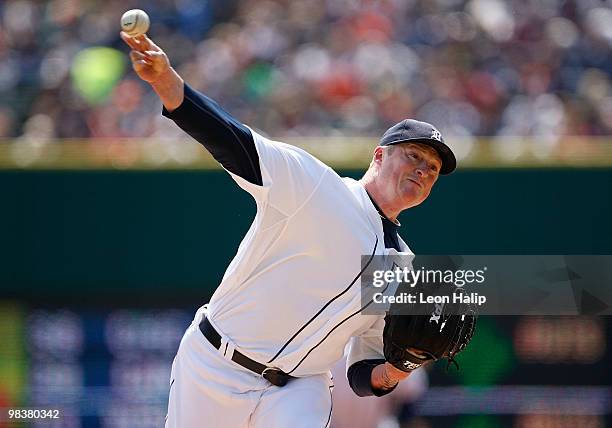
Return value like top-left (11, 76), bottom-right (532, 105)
top-left (121, 9), bottom-right (150, 37)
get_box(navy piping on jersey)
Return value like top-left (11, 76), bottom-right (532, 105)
top-left (162, 83), bottom-right (263, 186)
top-left (325, 384), bottom-right (333, 428)
top-left (267, 235), bottom-right (379, 364)
top-left (285, 261), bottom-right (396, 375)
top-left (344, 191), bottom-right (402, 396)
top-left (165, 378), bottom-right (175, 423)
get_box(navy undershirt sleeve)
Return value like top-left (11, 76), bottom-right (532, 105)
top-left (162, 83), bottom-right (263, 186)
top-left (347, 359), bottom-right (398, 397)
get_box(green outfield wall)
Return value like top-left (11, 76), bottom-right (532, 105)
top-left (2, 168), bottom-right (611, 302)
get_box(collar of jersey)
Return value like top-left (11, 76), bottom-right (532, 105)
top-left (364, 190), bottom-right (401, 227)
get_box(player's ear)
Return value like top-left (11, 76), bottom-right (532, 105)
top-left (373, 146), bottom-right (385, 165)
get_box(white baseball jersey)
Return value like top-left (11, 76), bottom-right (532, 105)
top-left (206, 127), bottom-right (413, 377)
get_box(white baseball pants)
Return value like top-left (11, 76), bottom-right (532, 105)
top-left (165, 306), bottom-right (334, 428)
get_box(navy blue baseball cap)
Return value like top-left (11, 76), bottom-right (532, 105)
top-left (379, 119), bottom-right (456, 175)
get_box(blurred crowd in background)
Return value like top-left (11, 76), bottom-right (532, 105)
top-left (1, 0), bottom-right (611, 144)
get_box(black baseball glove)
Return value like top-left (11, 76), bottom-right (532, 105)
top-left (383, 287), bottom-right (477, 372)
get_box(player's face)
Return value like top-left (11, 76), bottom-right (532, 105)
top-left (379, 143), bottom-right (442, 209)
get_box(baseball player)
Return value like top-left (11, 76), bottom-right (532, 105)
top-left (121, 32), bottom-right (474, 428)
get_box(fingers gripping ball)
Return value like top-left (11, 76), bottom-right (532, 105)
top-left (121, 9), bottom-right (150, 37)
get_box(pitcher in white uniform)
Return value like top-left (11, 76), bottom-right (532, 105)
top-left (121, 31), bottom-right (456, 428)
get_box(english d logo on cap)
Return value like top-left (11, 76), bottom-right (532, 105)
top-left (380, 119), bottom-right (457, 175)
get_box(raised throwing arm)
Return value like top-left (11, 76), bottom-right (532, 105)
top-left (120, 32), bottom-right (262, 185)
top-left (120, 32), bottom-right (184, 111)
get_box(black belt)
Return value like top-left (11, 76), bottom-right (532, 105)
top-left (198, 317), bottom-right (295, 387)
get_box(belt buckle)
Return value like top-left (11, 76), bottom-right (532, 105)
top-left (261, 367), bottom-right (289, 387)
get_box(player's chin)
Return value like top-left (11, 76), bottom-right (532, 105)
top-left (399, 181), bottom-right (421, 196)
top-left (401, 182), bottom-right (434, 207)
top-left (398, 187), bottom-right (423, 208)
